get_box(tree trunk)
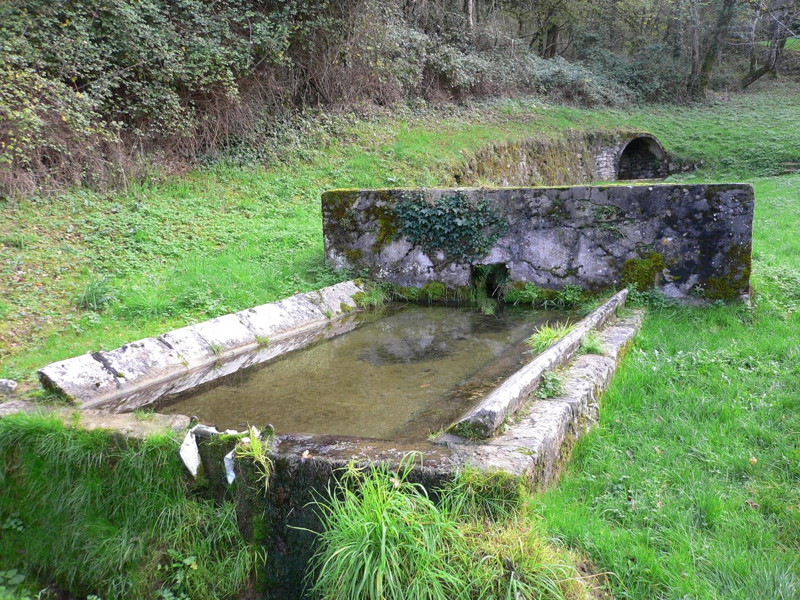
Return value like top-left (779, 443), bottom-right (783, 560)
top-left (742, 38), bottom-right (787, 87)
top-left (697, 0), bottom-right (739, 94)
top-left (465, 0), bottom-right (474, 30)
top-left (690, 0), bottom-right (739, 98)
top-left (747, 2), bottom-right (762, 73)
top-left (688, 0), bottom-right (702, 91)
top-left (543, 24), bottom-right (559, 58)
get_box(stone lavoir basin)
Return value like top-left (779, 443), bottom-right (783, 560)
top-left (38, 278), bottom-right (638, 471)
top-left (32, 279), bottom-right (642, 600)
top-left (157, 303), bottom-right (571, 441)
top-left (38, 276), bottom-right (630, 443)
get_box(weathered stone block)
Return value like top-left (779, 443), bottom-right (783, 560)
top-left (302, 280), bottom-right (362, 317)
top-left (38, 353), bottom-right (122, 405)
top-left (99, 338), bottom-right (186, 383)
top-left (38, 281), bottom-right (366, 410)
top-left (237, 296), bottom-right (322, 340)
top-left (190, 314), bottom-right (258, 357)
top-left (159, 326), bottom-right (215, 368)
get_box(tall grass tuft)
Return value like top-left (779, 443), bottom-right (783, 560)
top-left (308, 458), bottom-right (464, 600)
top-left (440, 466), bottom-right (527, 522)
top-left (308, 458), bottom-right (595, 600)
top-left (73, 275), bottom-right (116, 312)
top-left (527, 322), bottom-right (573, 353)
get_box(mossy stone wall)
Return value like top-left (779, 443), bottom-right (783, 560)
top-left (322, 184), bottom-right (754, 301)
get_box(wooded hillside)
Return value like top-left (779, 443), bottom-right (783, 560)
top-left (1, 0), bottom-right (797, 195)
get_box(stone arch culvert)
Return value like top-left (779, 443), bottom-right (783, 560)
top-left (453, 128), bottom-right (694, 187)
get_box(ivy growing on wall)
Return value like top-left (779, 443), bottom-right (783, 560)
top-left (394, 192), bottom-right (508, 262)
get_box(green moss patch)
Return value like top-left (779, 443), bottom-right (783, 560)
top-left (702, 244), bottom-right (752, 300)
top-left (621, 252), bottom-right (665, 289)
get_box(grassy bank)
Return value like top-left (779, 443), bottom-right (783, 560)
top-left (0, 414), bottom-right (260, 600)
top-left (2, 81), bottom-right (800, 389)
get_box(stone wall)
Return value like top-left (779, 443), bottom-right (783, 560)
top-left (322, 184), bottom-right (754, 300)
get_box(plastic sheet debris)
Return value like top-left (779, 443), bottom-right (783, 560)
top-left (223, 449), bottom-right (236, 484)
top-left (179, 424), bottom-right (265, 484)
top-left (179, 424), bottom-right (219, 477)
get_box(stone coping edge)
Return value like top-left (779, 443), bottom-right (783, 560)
top-left (450, 289), bottom-right (628, 438)
top-left (446, 309), bottom-right (644, 486)
top-left (38, 281), bottom-right (365, 410)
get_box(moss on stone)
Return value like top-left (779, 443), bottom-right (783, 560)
top-left (364, 202), bottom-right (401, 252)
top-left (322, 189), bottom-right (358, 221)
top-left (621, 252), bottom-right (665, 289)
top-left (383, 282), bottom-right (475, 305)
top-left (420, 281), bottom-right (447, 301)
top-left (546, 196), bottom-right (569, 221)
top-left (453, 129), bottom-right (630, 187)
top-left (395, 286), bottom-right (420, 301)
top-left (448, 420), bottom-right (488, 440)
top-left (702, 243), bottom-right (752, 300)
top-left (343, 248), bottom-right (363, 264)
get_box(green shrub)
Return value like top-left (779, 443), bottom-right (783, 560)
top-left (533, 56), bottom-right (633, 106)
top-left (554, 284), bottom-right (585, 308)
top-left (584, 45), bottom-right (688, 102)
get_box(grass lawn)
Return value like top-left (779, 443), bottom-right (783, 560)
top-left (0, 79), bottom-right (798, 599)
top-left (536, 173), bottom-right (800, 599)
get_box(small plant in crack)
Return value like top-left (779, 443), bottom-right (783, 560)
top-left (535, 370), bottom-right (564, 399)
top-left (579, 330), bottom-right (604, 355)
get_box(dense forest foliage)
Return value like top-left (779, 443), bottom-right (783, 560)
top-left (1, 0), bottom-right (797, 194)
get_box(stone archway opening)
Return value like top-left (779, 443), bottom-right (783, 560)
top-left (617, 136), bottom-right (668, 180)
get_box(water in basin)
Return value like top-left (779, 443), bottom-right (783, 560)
top-left (159, 304), bottom-right (569, 441)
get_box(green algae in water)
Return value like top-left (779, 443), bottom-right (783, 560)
top-left (159, 305), bottom-right (567, 441)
